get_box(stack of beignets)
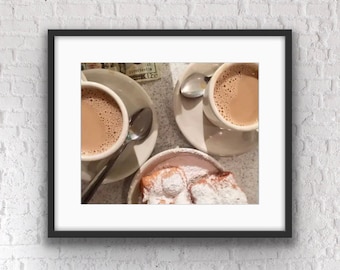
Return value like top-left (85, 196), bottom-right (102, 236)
top-left (141, 167), bottom-right (247, 205)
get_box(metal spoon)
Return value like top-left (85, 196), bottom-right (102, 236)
top-left (180, 73), bottom-right (212, 98)
top-left (81, 107), bottom-right (153, 204)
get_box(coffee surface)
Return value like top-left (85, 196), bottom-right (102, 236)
top-left (81, 87), bottom-right (123, 156)
top-left (213, 64), bottom-right (258, 126)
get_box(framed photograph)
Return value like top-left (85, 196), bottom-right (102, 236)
top-left (48, 30), bottom-right (292, 237)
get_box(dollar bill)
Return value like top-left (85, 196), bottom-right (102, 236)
top-left (81, 63), bottom-right (161, 83)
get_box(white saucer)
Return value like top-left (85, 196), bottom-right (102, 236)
top-left (82, 69), bottom-right (158, 184)
top-left (173, 63), bottom-right (258, 157)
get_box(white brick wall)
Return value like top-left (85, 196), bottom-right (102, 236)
top-left (0, 1), bottom-right (339, 270)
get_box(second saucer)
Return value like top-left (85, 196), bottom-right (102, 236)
top-left (173, 63), bottom-right (258, 157)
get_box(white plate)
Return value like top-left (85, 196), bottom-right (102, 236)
top-left (173, 63), bottom-right (258, 157)
top-left (81, 69), bottom-right (158, 184)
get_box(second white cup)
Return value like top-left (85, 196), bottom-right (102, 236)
top-left (203, 63), bottom-right (259, 132)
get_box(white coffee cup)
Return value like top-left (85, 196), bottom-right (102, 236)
top-left (81, 80), bottom-right (129, 162)
top-left (203, 63), bottom-right (259, 132)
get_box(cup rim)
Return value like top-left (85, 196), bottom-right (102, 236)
top-left (81, 81), bottom-right (129, 162)
top-left (208, 62), bottom-right (259, 132)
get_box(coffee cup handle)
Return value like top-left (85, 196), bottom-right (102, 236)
top-left (81, 71), bottom-right (88, 82)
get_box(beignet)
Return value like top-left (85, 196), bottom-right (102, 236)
top-left (141, 167), bottom-right (192, 204)
top-left (189, 172), bottom-right (248, 204)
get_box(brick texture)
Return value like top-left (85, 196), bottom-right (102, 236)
top-left (0, 1), bottom-right (339, 270)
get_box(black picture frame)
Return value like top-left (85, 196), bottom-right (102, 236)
top-left (48, 29), bottom-right (292, 238)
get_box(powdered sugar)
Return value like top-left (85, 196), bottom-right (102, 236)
top-left (162, 173), bottom-right (186, 197)
top-left (142, 167), bottom-right (191, 204)
top-left (180, 165), bottom-right (211, 184)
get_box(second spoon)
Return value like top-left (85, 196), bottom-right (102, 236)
top-left (180, 73), bottom-right (212, 98)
